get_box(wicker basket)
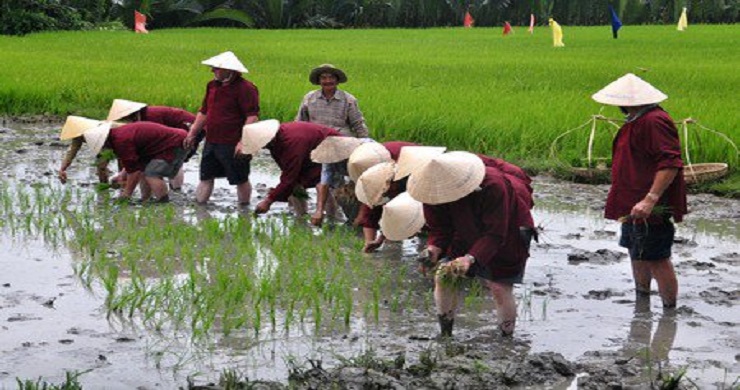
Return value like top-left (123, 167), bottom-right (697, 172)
top-left (684, 163), bottom-right (729, 185)
top-left (569, 167), bottom-right (611, 184)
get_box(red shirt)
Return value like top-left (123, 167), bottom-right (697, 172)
top-left (199, 74), bottom-right (260, 144)
top-left (605, 107), bottom-right (687, 223)
top-left (356, 141), bottom-right (417, 229)
top-left (107, 122), bottom-right (187, 173)
top-left (142, 106), bottom-right (195, 131)
top-left (424, 167), bottom-right (531, 279)
top-left (266, 122), bottom-right (341, 202)
top-left (478, 154), bottom-right (535, 228)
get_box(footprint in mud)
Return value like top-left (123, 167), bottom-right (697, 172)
top-left (582, 289), bottom-right (626, 300)
top-left (711, 252), bottom-right (739, 265)
top-left (567, 248), bottom-right (626, 265)
top-left (699, 287), bottom-right (739, 306)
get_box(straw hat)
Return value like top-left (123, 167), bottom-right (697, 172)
top-left (347, 142), bottom-right (392, 182)
top-left (592, 73), bottom-right (668, 107)
top-left (394, 146), bottom-right (447, 181)
top-left (82, 120), bottom-right (113, 156)
top-left (407, 151), bottom-right (485, 205)
top-left (60, 116), bottom-right (102, 141)
top-left (241, 119), bottom-right (280, 155)
top-left (106, 99), bottom-right (147, 121)
top-left (379, 192), bottom-right (425, 241)
top-left (201, 51), bottom-right (249, 73)
top-left (310, 136), bottom-right (364, 163)
top-left (309, 64), bottom-right (347, 85)
top-left (355, 162), bottom-right (396, 206)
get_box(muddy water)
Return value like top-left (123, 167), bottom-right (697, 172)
top-left (0, 120), bottom-right (738, 389)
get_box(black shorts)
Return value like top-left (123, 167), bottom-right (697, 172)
top-left (619, 221), bottom-right (675, 261)
top-left (199, 142), bottom-right (251, 185)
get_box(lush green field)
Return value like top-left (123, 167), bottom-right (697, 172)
top-left (0, 26), bottom-right (737, 180)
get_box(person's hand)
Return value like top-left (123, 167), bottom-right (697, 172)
top-left (630, 196), bottom-right (657, 221)
top-left (254, 199), bottom-right (271, 215)
top-left (310, 211), bottom-right (324, 227)
top-left (448, 256), bottom-right (473, 277)
top-left (363, 236), bottom-right (385, 253)
top-left (234, 141), bottom-right (247, 158)
top-left (183, 135), bottom-right (195, 150)
top-left (58, 169), bottom-right (68, 184)
top-left (418, 246), bottom-right (442, 277)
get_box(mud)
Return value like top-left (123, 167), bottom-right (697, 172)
top-left (0, 121), bottom-right (738, 389)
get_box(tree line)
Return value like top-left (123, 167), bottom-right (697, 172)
top-left (1, 0), bottom-right (737, 36)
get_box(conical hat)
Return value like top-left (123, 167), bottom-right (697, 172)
top-left (60, 116), bottom-right (102, 141)
top-left (106, 99), bottom-right (147, 121)
top-left (592, 73), bottom-right (667, 106)
top-left (82, 121), bottom-right (112, 156)
top-left (241, 119), bottom-right (280, 155)
top-left (407, 151), bottom-right (485, 205)
top-left (347, 142), bottom-right (392, 182)
top-left (355, 162), bottom-right (395, 206)
top-left (394, 146), bottom-right (447, 181)
top-left (201, 51), bottom-right (248, 73)
top-left (310, 136), bottom-right (364, 163)
top-left (379, 192), bottom-right (425, 241)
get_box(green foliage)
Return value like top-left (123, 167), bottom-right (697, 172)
top-left (0, 0), bottom-right (92, 36)
top-left (16, 370), bottom-right (87, 390)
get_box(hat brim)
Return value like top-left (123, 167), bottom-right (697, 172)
top-left (407, 151), bottom-right (485, 205)
top-left (241, 119), bottom-right (280, 155)
top-left (379, 192), bottom-right (425, 241)
top-left (310, 136), bottom-right (363, 164)
top-left (309, 67), bottom-right (348, 85)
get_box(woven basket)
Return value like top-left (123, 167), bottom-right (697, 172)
top-left (569, 167), bottom-right (611, 184)
top-left (684, 163), bottom-right (729, 185)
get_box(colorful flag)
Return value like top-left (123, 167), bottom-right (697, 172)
top-left (134, 10), bottom-right (148, 34)
top-left (549, 18), bottom-right (564, 47)
top-left (677, 7), bottom-right (688, 31)
top-left (528, 14), bottom-right (535, 34)
top-left (463, 11), bottom-right (474, 28)
top-left (503, 21), bottom-right (512, 36)
top-left (609, 5), bottom-right (622, 39)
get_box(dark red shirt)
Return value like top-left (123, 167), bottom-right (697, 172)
top-left (605, 107), bottom-right (687, 223)
top-left (478, 154), bottom-right (535, 228)
top-left (356, 141), bottom-right (417, 229)
top-left (200, 74), bottom-right (260, 145)
top-left (107, 122), bottom-right (187, 173)
top-left (424, 167), bottom-right (531, 279)
top-left (266, 122), bottom-right (341, 202)
top-left (142, 106), bottom-right (195, 131)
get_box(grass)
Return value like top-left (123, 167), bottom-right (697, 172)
top-left (0, 25), bottom-right (738, 194)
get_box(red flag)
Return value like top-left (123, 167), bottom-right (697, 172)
top-left (134, 10), bottom-right (148, 34)
top-left (528, 14), bottom-right (535, 34)
top-left (463, 11), bottom-right (474, 28)
top-left (503, 21), bottom-right (512, 35)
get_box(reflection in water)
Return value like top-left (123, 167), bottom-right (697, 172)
top-left (621, 296), bottom-right (677, 376)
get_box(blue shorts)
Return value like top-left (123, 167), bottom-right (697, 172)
top-left (199, 142), bottom-right (251, 185)
top-left (320, 162), bottom-right (348, 187)
top-left (619, 221), bottom-right (675, 261)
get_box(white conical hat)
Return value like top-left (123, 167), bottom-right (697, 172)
top-left (82, 121), bottom-right (113, 156)
top-left (310, 136), bottom-right (364, 163)
top-left (347, 142), bottom-right (392, 182)
top-left (106, 99), bottom-right (147, 121)
top-left (355, 162), bottom-right (395, 206)
top-left (592, 73), bottom-right (668, 106)
top-left (201, 51), bottom-right (248, 73)
top-left (379, 192), bottom-right (425, 241)
top-left (241, 119), bottom-right (280, 155)
top-left (407, 151), bottom-right (485, 205)
top-left (394, 146), bottom-right (447, 181)
top-left (60, 116), bottom-right (102, 140)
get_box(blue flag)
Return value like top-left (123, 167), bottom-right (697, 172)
top-left (609, 5), bottom-right (622, 39)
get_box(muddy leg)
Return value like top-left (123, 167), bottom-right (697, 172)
top-left (434, 274), bottom-right (461, 337)
top-left (287, 195), bottom-right (307, 216)
top-left (311, 184), bottom-right (329, 226)
top-left (195, 179), bottom-right (214, 204)
top-left (631, 260), bottom-right (653, 296)
top-left (169, 167), bottom-right (184, 191)
top-left (650, 259), bottom-right (677, 308)
top-left (236, 181), bottom-right (252, 206)
top-left (485, 280), bottom-right (517, 336)
top-left (144, 176), bottom-right (169, 201)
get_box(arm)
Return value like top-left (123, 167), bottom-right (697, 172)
top-left (58, 137), bottom-right (83, 183)
top-left (630, 168), bottom-right (679, 220)
top-left (346, 97), bottom-right (369, 138)
top-left (296, 93), bottom-right (310, 122)
top-left (119, 170), bottom-right (143, 199)
top-left (184, 112), bottom-right (207, 149)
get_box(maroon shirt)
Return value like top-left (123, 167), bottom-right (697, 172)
top-left (107, 122), bottom-right (187, 173)
top-left (605, 107), bottom-right (687, 224)
top-left (424, 167), bottom-right (532, 279)
top-left (356, 141), bottom-right (417, 229)
top-left (266, 122), bottom-right (341, 202)
top-left (142, 106), bottom-right (195, 131)
top-left (478, 154), bottom-right (535, 228)
top-left (199, 74), bottom-right (260, 145)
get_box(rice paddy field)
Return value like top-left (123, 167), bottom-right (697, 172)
top-left (0, 25), bottom-right (738, 389)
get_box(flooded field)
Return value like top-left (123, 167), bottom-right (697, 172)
top-left (0, 120), bottom-right (737, 389)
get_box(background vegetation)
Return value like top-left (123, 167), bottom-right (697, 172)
top-left (1, 0), bottom-right (738, 35)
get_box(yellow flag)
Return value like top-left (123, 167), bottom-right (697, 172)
top-left (549, 18), bottom-right (565, 47)
top-left (677, 7), bottom-right (688, 31)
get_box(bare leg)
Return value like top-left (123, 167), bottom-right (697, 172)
top-left (287, 195), bottom-right (307, 216)
top-left (195, 179), bottom-right (214, 204)
top-left (650, 259), bottom-right (678, 308)
top-left (325, 191), bottom-right (344, 221)
top-left (236, 181), bottom-right (252, 205)
top-left (631, 260), bottom-right (653, 296)
top-left (434, 273), bottom-right (461, 337)
top-left (145, 176), bottom-right (169, 200)
top-left (139, 175), bottom-right (151, 201)
top-left (485, 280), bottom-right (517, 336)
top-left (363, 228), bottom-right (384, 253)
top-left (169, 167), bottom-right (184, 191)
top-left (311, 184), bottom-right (329, 226)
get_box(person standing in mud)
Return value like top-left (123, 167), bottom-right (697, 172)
top-left (184, 51), bottom-right (259, 205)
top-left (296, 64), bottom-right (370, 226)
top-left (592, 73), bottom-right (687, 308)
top-left (407, 152), bottom-right (535, 337)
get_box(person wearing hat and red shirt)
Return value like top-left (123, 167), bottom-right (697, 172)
top-left (407, 151), bottom-right (535, 338)
top-left (592, 74), bottom-right (687, 309)
top-left (238, 120), bottom-right (342, 216)
top-left (184, 51), bottom-right (260, 205)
